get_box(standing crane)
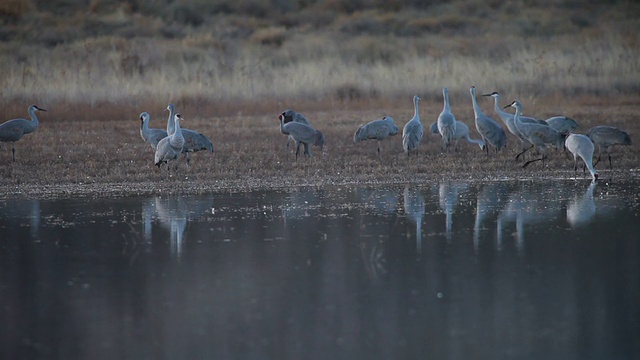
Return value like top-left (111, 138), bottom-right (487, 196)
top-left (470, 86), bottom-right (506, 154)
top-left (166, 103), bottom-right (214, 165)
top-left (436, 87), bottom-right (457, 151)
top-left (278, 113), bottom-right (324, 160)
top-left (482, 91), bottom-right (542, 158)
top-left (587, 125), bottom-right (632, 169)
top-left (155, 113), bottom-right (185, 172)
top-left (0, 104), bottom-right (47, 162)
top-left (354, 116), bottom-right (399, 157)
top-left (565, 133), bottom-right (598, 181)
top-left (429, 120), bottom-right (485, 150)
top-left (505, 100), bottom-right (565, 168)
top-left (402, 95), bottom-right (423, 156)
top-left (139, 112), bottom-right (168, 150)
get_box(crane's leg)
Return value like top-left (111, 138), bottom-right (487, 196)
top-left (593, 148), bottom-right (602, 167)
top-left (184, 152), bottom-right (191, 166)
top-left (377, 141), bottom-right (381, 158)
top-left (12, 145), bottom-right (16, 162)
top-left (608, 154), bottom-right (613, 169)
top-left (515, 145), bottom-right (533, 161)
top-left (304, 143), bottom-right (312, 158)
top-left (295, 142), bottom-right (301, 161)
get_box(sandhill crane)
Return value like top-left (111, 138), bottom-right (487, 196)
top-left (139, 112), bottom-right (168, 150)
top-left (354, 116), bottom-right (399, 157)
top-left (0, 104), bottom-right (47, 162)
top-left (165, 103), bottom-right (214, 165)
top-left (402, 95), bottom-right (423, 156)
top-left (155, 113), bottom-right (185, 171)
top-left (279, 109), bottom-right (318, 149)
top-left (482, 91), bottom-right (543, 158)
top-left (505, 100), bottom-right (565, 168)
top-left (470, 86), bottom-right (506, 154)
top-left (278, 113), bottom-right (324, 160)
top-left (545, 116), bottom-right (579, 135)
top-left (436, 87), bottom-right (457, 151)
top-left (429, 120), bottom-right (485, 150)
top-left (587, 125), bottom-right (632, 169)
top-left (565, 133), bottom-right (598, 181)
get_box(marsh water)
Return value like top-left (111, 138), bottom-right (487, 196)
top-left (1, 179), bottom-right (639, 359)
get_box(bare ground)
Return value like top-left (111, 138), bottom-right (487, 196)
top-left (0, 96), bottom-right (638, 199)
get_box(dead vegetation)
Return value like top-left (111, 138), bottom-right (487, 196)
top-left (0, 95), bottom-right (637, 199)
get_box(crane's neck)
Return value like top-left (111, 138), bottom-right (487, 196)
top-left (443, 89), bottom-right (451, 112)
top-left (26, 107), bottom-right (40, 131)
top-left (141, 116), bottom-right (150, 132)
top-left (513, 105), bottom-right (523, 127)
top-left (170, 116), bottom-right (184, 147)
top-left (492, 96), bottom-right (511, 119)
top-left (470, 88), bottom-right (482, 117)
top-left (412, 97), bottom-right (420, 122)
top-left (279, 116), bottom-right (289, 135)
top-left (167, 105), bottom-right (176, 135)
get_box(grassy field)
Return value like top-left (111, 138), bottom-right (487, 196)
top-left (0, 0), bottom-right (638, 197)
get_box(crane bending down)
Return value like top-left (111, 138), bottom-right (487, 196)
top-left (545, 116), bottom-right (579, 135)
top-left (470, 86), bottom-right (506, 154)
top-left (139, 112), bottom-right (168, 150)
top-left (166, 104), bottom-right (214, 165)
top-left (587, 125), bottom-right (632, 169)
top-left (429, 120), bottom-right (485, 150)
top-left (155, 114), bottom-right (185, 171)
top-left (565, 133), bottom-right (598, 181)
top-left (505, 100), bottom-right (565, 168)
top-left (0, 104), bottom-right (47, 162)
top-left (436, 87), bottom-right (457, 151)
top-left (402, 95), bottom-right (423, 156)
top-left (278, 113), bottom-right (324, 160)
top-left (354, 116), bottom-right (399, 157)
top-left (279, 109), bottom-right (324, 149)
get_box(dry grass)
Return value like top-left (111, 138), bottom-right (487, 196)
top-left (0, 94), bottom-right (638, 198)
top-left (0, 0), bottom-right (638, 197)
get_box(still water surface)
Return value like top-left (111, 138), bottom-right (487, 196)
top-left (1, 179), bottom-right (639, 359)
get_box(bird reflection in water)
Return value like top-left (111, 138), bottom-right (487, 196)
top-left (437, 182), bottom-right (468, 242)
top-left (357, 188), bottom-right (400, 279)
top-left (497, 182), bottom-right (567, 253)
top-left (474, 182), bottom-right (512, 251)
top-left (141, 195), bottom-right (213, 260)
top-left (404, 185), bottom-right (425, 254)
top-left (567, 181), bottom-right (597, 227)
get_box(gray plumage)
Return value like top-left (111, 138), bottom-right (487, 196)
top-left (506, 100), bottom-right (565, 168)
top-left (155, 114), bottom-right (185, 171)
top-left (280, 109), bottom-right (323, 150)
top-left (587, 125), bottom-right (632, 169)
top-left (436, 87), bottom-right (457, 151)
top-left (565, 133), bottom-right (598, 180)
top-left (279, 113), bottom-right (324, 160)
top-left (545, 116), bottom-right (579, 135)
top-left (139, 112), bottom-right (168, 150)
top-left (483, 91), bottom-right (541, 156)
top-left (166, 103), bottom-right (214, 164)
top-left (0, 104), bottom-right (47, 162)
top-left (470, 86), bottom-right (506, 154)
top-left (354, 116), bottom-right (399, 156)
top-left (402, 95), bottom-right (423, 156)
top-left (429, 120), bottom-right (485, 150)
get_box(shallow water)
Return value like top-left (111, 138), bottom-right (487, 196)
top-left (1, 179), bottom-right (639, 359)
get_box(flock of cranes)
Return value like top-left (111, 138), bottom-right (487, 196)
top-left (348, 86), bottom-right (632, 181)
top-left (0, 87), bottom-right (634, 181)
